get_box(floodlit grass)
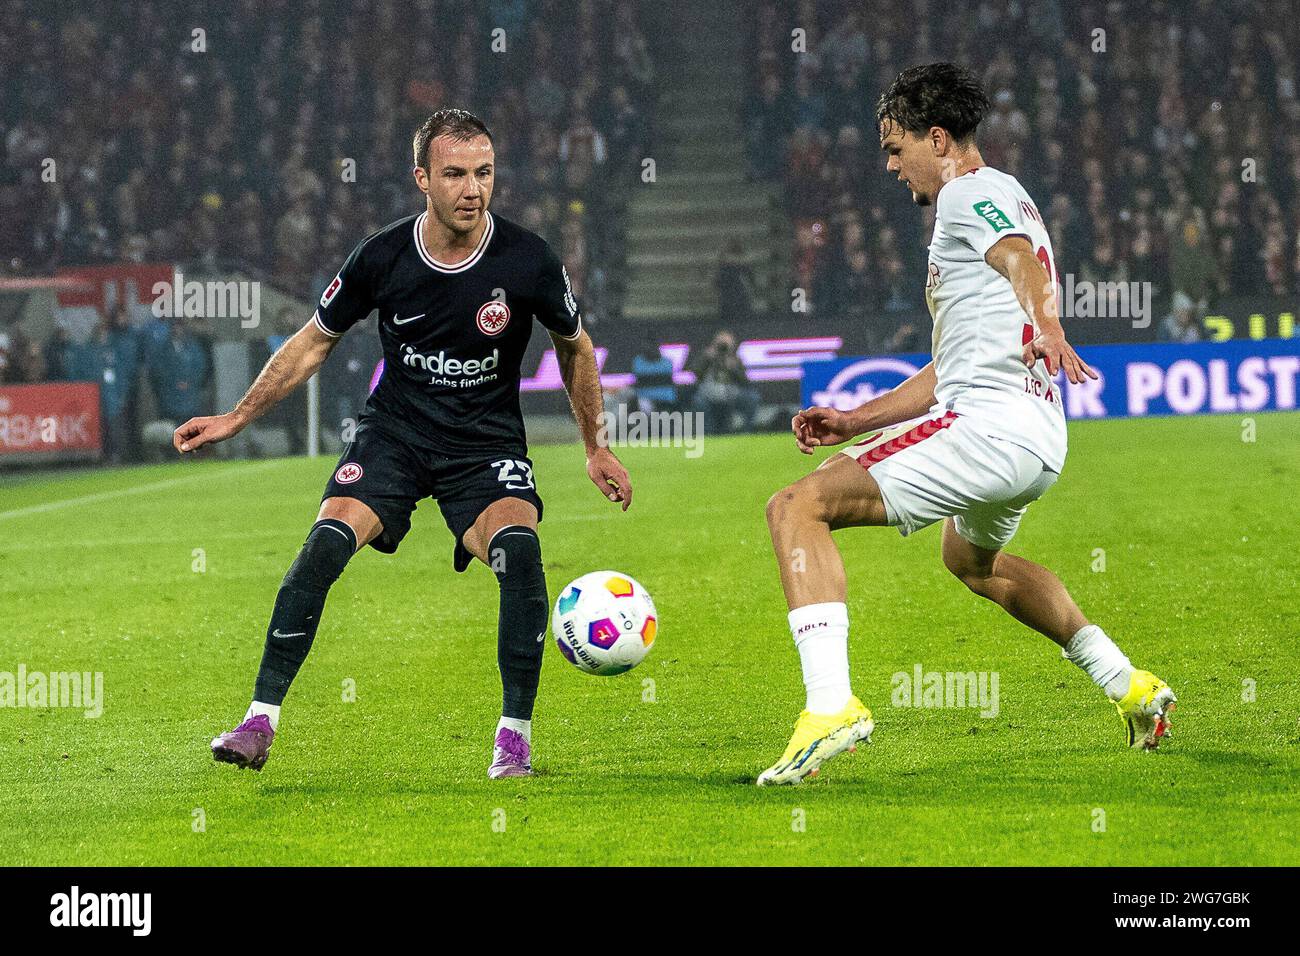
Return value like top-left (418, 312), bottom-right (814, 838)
top-left (1, 413), bottom-right (1297, 864)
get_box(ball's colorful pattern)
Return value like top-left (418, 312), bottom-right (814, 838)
top-left (588, 618), bottom-right (620, 649)
top-left (551, 571), bottom-right (658, 677)
top-left (603, 576), bottom-right (634, 598)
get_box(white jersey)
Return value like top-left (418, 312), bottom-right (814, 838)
top-left (924, 166), bottom-right (1066, 472)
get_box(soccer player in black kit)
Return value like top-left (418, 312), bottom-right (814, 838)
top-left (174, 109), bottom-right (632, 778)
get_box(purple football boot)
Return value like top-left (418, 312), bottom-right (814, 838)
top-left (488, 727), bottom-right (532, 778)
top-left (211, 714), bottom-right (275, 771)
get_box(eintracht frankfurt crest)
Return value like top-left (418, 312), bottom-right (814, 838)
top-left (476, 299), bottom-right (510, 336)
top-left (334, 462), bottom-right (363, 484)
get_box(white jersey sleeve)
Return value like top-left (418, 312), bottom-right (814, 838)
top-left (939, 184), bottom-right (1033, 260)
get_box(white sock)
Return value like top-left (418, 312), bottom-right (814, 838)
top-left (788, 602), bottom-right (852, 714)
top-left (1062, 624), bottom-right (1133, 700)
top-left (497, 716), bottom-right (531, 744)
top-left (245, 701), bottom-right (281, 732)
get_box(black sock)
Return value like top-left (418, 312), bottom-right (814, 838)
top-left (489, 526), bottom-right (548, 720)
top-left (253, 518), bottom-right (357, 705)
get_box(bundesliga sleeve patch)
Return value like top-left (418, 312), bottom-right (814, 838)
top-left (320, 273), bottom-right (343, 308)
top-left (972, 200), bottom-right (1014, 232)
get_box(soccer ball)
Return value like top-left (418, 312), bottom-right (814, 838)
top-left (552, 571), bottom-right (657, 676)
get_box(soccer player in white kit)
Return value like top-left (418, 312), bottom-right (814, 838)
top-left (757, 63), bottom-right (1176, 786)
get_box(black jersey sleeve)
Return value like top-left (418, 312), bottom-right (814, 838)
top-left (533, 241), bottom-right (583, 340)
top-left (312, 237), bottom-right (377, 337)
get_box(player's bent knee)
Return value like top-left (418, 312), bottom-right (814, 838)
top-left (942, 519), bottom-right (997, 579)
top-left (766, 483), bottom-right (817, 530)
top-left (765, 488), bottom-right (789, 528)
top-left (769, 461), bottom-right (883, 531)
top-left (487, 525), bottom-right (545, 588)
top-left (318, 497), bottom-right (382, 548)
top-left (955, 569), bottom-right (995, 597)
top-left (468, 497), bottom-right (539, 563)
top-left (283, 518), bottom-right (357, 594)
top-left (942, 547), bottom-right (997, 597)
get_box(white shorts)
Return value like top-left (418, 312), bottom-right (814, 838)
top-left (839, 411), bottom-right (1058, 551)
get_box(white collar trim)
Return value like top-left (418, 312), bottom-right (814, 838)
top-left (413, 210), bottom-right (494, 273)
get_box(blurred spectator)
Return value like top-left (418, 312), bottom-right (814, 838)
top-left (0, 326), bottom-right (17, 384)
top-left (605, 85), bottom-right (646, 172)
top-left (139, 316), bottom-right (210, 460)
top-left (716, 240), bottom-right (760, 325)
top-left (63, 306), bottom-right (140, 464)
top-left (690, 330), bottom-right (760, 434)
top-left (17, 338), bottom-right (49, 383)
top-left (824, 245), bottom-right (878, 327)
top-left (146, 319), bottom-right (211, 424)
top-left (630, 342), bottom-right (677, 414)
top-left (1159, 292), bottom-right (1204, 343)
top-left (823, 245), bottom-right (917, 352)
top-left (559, 110), bottom-right (607, 191)
top-left (746, 73), bottom-right (791, 180)
top-left (1080, 235), bottom-right (1129, 289)
top-left (1169, 217), bottom-right (1218, 312)
top-left (42, 326), bottom-right (72, 382)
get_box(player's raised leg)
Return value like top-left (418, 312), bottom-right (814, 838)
top-left (757, 456), bottom-right (885, 785)
top-left (463, 496), bottom-right (548, 778)
top-left (210, 497), bottom-right (382, 770)
top-left (939, 520), bottom-right (1175, 749)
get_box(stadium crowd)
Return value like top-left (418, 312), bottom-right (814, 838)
top-left (1, 0), bottom-right (654, 309)
top-left (0, 0), bottom-right (654, 455)
top-left (746, 0), bottom-right (1300, 349)
top-left (7, 1), bottom-right (1299, 462)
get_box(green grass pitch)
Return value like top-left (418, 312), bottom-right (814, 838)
top-left (1, 412), bottom-right (1297, 866)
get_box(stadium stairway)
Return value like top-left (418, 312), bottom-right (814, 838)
top-left (626, 2), bottom-right (788, 323)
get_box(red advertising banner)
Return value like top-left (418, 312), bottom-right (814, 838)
top-left (54, 263), bottom-right (174, 311)
top-left (0, 382), bottom-right (102, 460)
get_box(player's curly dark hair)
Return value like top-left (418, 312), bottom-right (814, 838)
top-left (876, 63), bottom-right (990, 143)
top-left (412, 108), bottom-right (493, 171)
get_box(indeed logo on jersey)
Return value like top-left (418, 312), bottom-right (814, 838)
top-left (401, 345), bottom-right (499, 387)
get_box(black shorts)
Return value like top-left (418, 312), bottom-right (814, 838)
top-left (321, 420), bottom-right (543, 571)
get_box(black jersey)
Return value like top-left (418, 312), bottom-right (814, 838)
top-left (312, 210), bottom-right (582, 457)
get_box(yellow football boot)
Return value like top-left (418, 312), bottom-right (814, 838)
top-left (757, 696), bottom-right (874, 786)
top-left (1115, 670), bottom-right (1177, 751)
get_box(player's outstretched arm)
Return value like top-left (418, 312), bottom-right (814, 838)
top-left (551, 328), bottom-right (632, 511)
top-left (792, 362), bottom-right (937, 455)
top-left (174, 319), bottom-right (339, 454)
top-left (986, 235), bottom-right (1097, 385)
